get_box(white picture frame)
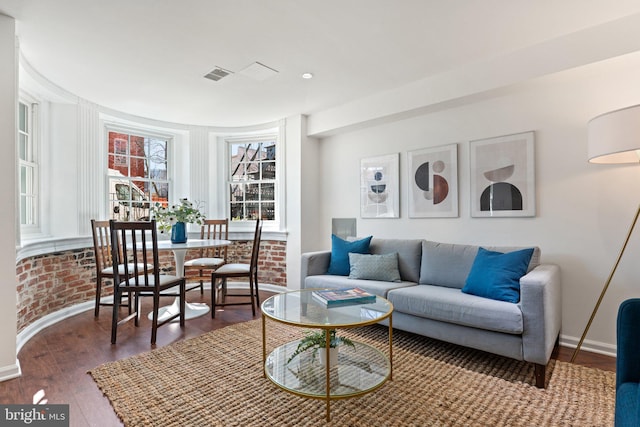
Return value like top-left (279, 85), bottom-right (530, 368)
top-left (469, 131), bottom-right (535, 217)
top-left (407, 144), bottom-right (458, 218)
top-left (360, 153), bottom-right (400, 218)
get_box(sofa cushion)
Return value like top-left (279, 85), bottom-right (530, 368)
top-left (462, 247), bottom-right (534, 303)
top-left (304, 274), bottom-right (414, 298)
top-left (348, 252), bottom-right (401, 282)
top-left (387, 284), bottom-right (523, 334)
top-left (327, 234), bottom-right (372, 276)
top-left (419, 240), bottom-right (541, 289)
top-left (370, 238), bottom-right (422, 282)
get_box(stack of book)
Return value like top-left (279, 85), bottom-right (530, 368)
top-left (312, 287), bottom-right (376, 307)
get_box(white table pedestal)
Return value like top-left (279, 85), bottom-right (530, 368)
top-left (146, 239), bottom-right (229, 322)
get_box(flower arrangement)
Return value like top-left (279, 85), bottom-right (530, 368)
top-left (151, 198), bottom-right (206, 233)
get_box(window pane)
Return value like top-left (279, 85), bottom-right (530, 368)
top-left (19, 134), bottom-right (27, 160)
top-left (20, 195), bottom-right (27, 224)
top-left (262, 161), bottom-right (276, 179)
top-left (19, 103), bottom-right (27, 132)
top-left (230, 183), bottom-right (245, 203)
top-left (107, 131), bottom-right (169, 220)
top-left (228, 137), bottom-right (277, 222)
top-left (262, 183), bottom-right (275, 201)
top-left (230, 202), bottom-right (244, 221)
top-left (262, 202), bottom-right (275, 220)
top-left (246, 183), bottom-right (260, 201)
top-left (20, 165), bottom-right (27, 191)
top-left (246, 202), bottom-right (259, 220)
top-left (148, 180), bottom-right (168, 203)
top-left (18, 100), bottom-right (39, 228)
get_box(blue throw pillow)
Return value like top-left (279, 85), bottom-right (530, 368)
top-left (327, 235), bottom-right (373, 276)
top-left (461, 247), bottom-right (534, 303)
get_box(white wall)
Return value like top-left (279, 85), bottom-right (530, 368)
top-left (285, 115), bottom-right (322, 290)
top-left (0, 14), bottom-right (20, 381)
top-left (315, 51), bottom-right (640, 354)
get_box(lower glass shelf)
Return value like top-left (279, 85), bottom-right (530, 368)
top-left (265, 339), bottom-right (390, 399)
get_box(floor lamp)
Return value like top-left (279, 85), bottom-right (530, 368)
top-left (571, 104), bottom-right (640, 363)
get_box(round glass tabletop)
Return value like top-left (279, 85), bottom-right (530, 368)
top-left (261, 289), bottom-right (393, 329)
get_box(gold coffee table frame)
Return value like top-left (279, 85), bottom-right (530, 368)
top-left (261, 289), bottom-right (393, 422)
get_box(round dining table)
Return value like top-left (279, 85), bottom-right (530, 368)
top-left (147, 238), bottom-right (231, 322)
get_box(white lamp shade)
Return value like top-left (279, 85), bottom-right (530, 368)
top-left (588, 104), bottom-right (640, 164)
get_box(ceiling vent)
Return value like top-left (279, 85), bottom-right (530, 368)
top-left (204, 67), bottom-right (233, 82)
top-left (238, 62), bottom-right (278, 81)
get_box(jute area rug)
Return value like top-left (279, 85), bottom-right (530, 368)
top-left (89, 319), bottom-right (615, 426)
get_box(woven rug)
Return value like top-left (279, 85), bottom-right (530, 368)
top-left (89, 320), bottom-right (615, 426)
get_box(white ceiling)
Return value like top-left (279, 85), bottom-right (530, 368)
top-left (2, 0), bottom-right (640, 127)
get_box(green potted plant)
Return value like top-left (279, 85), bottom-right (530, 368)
top-left (287, 329), bottom-right (355, 366)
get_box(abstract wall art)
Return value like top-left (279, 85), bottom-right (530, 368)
top-left (360, 153), bottom-right (399, 218)
top-left (407, 144), bottom-right (458, 218)
top-left (469, 131), bottom-right (535, 217)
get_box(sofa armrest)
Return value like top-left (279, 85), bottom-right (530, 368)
top-left (300, 250), bottom-right (331, 289)
top-left (519, 264), bottom-right (562, 365)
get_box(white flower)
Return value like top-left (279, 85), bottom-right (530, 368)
top-left (151, 198), bottom-right (206, 233)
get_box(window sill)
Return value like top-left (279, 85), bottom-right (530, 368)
top-left (17, 230), bottom-right (289, 262)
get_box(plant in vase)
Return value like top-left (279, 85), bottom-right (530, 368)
top-left (287, 329), bottom-right (355, 366)
top-left (151, 198), bottom-right (206, 243)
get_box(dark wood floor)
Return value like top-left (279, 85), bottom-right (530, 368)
top-left (0, 290), bottom-right (615, 427)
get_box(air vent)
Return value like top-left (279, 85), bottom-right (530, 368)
top-left (204, 67), bottom-right (233, 82)
top-left (238, 62), bottom-right (278, 81)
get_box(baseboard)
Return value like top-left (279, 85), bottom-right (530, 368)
top-left (0, 359), bottom-right (21, 382)
top-left (559, 334), bottom-right (616, 358)
top-left (16, 282), bottom-right (286, 355)
top-left (17, 300), bottom-right (95, 354)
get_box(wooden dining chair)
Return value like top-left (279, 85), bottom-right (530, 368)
top-left (183, 219), bottom-right (229, 294)
top-left (211, 219), bottom-right (262, 318)
top-left (109, 219), bottom-right (186, 345)
top-left (91, 219), bottom-right (131, 317)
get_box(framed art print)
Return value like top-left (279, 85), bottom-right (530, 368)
top-left (360, 153), bottom-right (399, 218)
top-left (469, 131), bottom-right (535, 217)
top-left (407, 143), bottom-right (458, 218)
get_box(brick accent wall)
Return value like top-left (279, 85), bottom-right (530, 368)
top-left (16, 240), bottom-right (287, 334)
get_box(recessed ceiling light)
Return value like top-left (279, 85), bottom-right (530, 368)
top-left (302, 72), bottom-right (313, 79)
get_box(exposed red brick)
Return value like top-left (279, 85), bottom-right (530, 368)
top-left (16, 240), bottom-right (287, 333)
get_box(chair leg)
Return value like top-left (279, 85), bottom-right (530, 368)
top-left (249, 276), bottom-right (256, 317)
top-left (151, 292), bottom-right (160, 345)
top-left (254, 271), bottom-right (260, 308)
top-left (128, 291), bottom-right (133, 315)
top-left (180, 281), bottom-right (186, 327)
top-left (134, 293), bottom-right (140, 327)
top-left (110, 287), bottom-right (120, 344)
top-left (94, 276), bottom-right (103, 317)
top-left (211, 277), bottom-right (217, 319)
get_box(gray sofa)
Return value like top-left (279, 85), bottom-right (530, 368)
top-left (301, 238), bottom-right (561, 388)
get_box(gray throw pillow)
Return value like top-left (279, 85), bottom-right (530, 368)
top-left (348, 252), bottom-right (401, 282)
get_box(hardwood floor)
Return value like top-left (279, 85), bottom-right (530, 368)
top-left (0, 290), bottom-right (615, 427)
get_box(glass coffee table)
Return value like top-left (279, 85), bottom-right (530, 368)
top-left (261, 289), bottom-right (393, 421)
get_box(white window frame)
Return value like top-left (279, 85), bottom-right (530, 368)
top-left (104, 124), bottom-right (173, 221)
top-left (18, 94), bottom-right (40, 234)
top-left (224, 131), bottom-right (283, 231)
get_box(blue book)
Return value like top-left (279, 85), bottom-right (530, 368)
top-left (312, 287), bottom-right (376, 307)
